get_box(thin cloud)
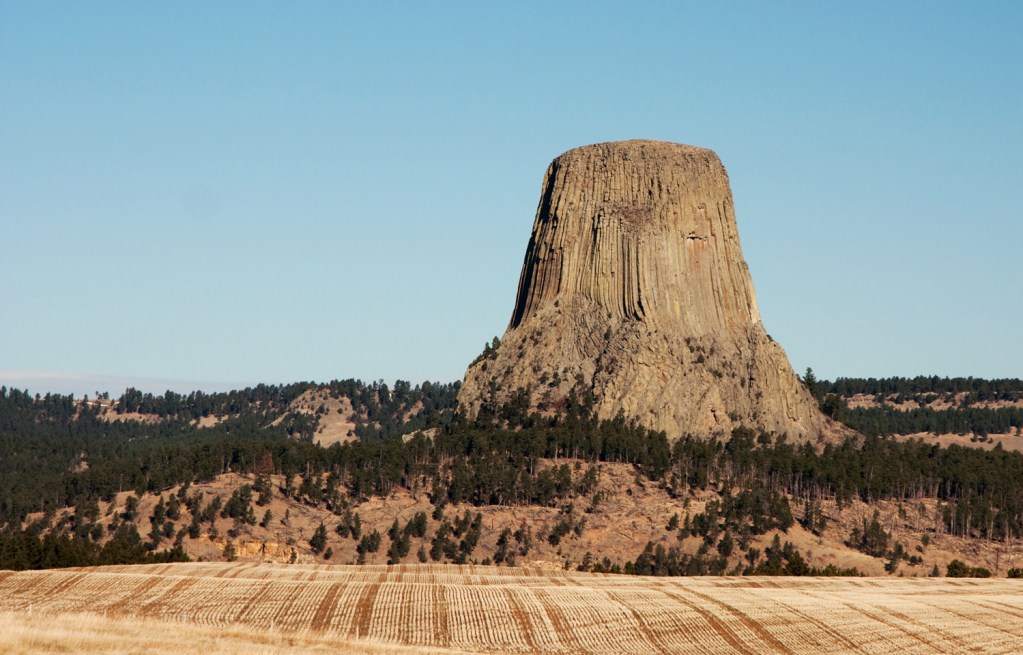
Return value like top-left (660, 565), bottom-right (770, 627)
top-left (0, 370), bottom-right (244, 398)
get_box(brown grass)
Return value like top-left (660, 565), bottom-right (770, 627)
top-left (894, 431), bottom-right (1023, 453)
top-left (2, 563), bottom-right (1022, 654)
top-left (845, 393), bottom-right (1023, 413)
top-left (282, 388), bottom-right (359, 447)
top-left (23, 460), bottom-right (1023, 576)
top-left (0, 609), bottom-right (463, 654)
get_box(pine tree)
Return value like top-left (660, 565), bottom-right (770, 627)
top-left (309, 522), bottom-right (328, 554)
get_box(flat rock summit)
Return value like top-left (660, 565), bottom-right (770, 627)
top-left (460, 140), bottom-right (833, 442)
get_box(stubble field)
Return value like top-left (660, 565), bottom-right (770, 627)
top-left (1, 562), bottom-right (1021, 654)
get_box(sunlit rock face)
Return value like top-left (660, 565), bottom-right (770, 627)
top-left (460, 140), bottom-right (832, 442)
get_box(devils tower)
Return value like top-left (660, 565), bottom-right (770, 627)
top-left (459, 140), bottom-right (831, 442)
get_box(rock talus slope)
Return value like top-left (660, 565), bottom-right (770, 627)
top-left (460, 140), bottom-right (834, 442)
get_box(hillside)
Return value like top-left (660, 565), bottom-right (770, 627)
top-left (20, 460), bottom-right (1023, 578)
top-left (809, 374), bottom-right (1023, 449)
top-left (3, 379), bottom-right (1023, 579)
top-left (3, 562), bottom-right (1022, 654)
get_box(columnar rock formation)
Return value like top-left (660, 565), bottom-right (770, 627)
top-left (459, 140), bottom-right (832, 442)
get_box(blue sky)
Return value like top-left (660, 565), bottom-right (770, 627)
top-left (2, 2), bottom-right (1020, 396)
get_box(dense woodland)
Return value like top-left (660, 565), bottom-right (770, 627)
top-left (805, 371), bottom-right (1023, 437)
top-left (817, 375), bottom-right (1023, 399)
top-left (2, 375), bottom-right (1023, 574)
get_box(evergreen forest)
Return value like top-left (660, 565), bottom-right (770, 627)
top-left (2, 374), bottom-right (1022, 574)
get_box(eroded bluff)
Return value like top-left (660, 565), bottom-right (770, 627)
top-left (459, 140), bottom-right (833, 442)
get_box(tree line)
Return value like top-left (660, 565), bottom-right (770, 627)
top-left (5, 378), bottom-right (1023, 572)
top-left (816, 375), bottom-right (1023, 400)
top-left (804, 373), bottom-right (1023, 436)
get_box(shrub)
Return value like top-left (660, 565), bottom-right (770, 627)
top-left (947, 559), bottom-right (991, 578)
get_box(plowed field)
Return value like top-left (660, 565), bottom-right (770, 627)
top-left (1, 563), bottom-right (1021, 654)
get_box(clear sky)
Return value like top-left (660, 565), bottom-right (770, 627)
top-left (2, 2), bottom-right (1020, 397)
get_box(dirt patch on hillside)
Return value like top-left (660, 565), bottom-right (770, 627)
top-left (846, 392), bottom-right (1023, 412)
top-left (276, 389), bottom-right (359, 446)
top-left (895, 431), bottom-right (1023, 452)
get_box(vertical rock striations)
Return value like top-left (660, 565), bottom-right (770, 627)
top-left (459, 140), bottom-right (835, 442)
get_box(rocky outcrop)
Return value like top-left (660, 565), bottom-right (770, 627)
top-left (459, 140), bottom-right (837, 442)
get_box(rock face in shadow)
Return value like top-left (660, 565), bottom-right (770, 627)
top-left (459, 140), bottom-right (834, 442)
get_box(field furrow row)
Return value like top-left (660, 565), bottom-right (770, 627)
top-left (2, 564), bottom-right (1022, 654)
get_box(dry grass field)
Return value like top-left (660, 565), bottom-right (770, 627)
top-left (2, 563), bottom-right (1022, 654)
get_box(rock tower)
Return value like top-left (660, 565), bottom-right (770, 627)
top-left (459, 140), bottom-right (832, 442)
